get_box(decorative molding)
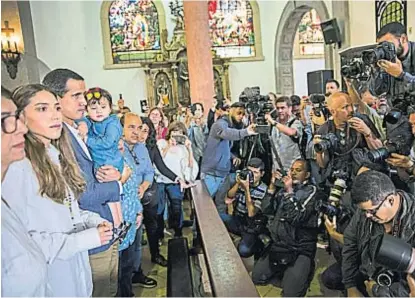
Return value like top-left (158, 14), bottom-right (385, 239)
top-left (274, 1), bottom-right (333, 95)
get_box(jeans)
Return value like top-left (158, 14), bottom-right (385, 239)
top-left (214, 173), bottom-right (236, 214)
top-left (142, 193), bottom-right (159, 259)
top-left (157, 183), bottom-right (184, 237)
top-left (252, 251), bottom-right (314, 297)
top-left (202, 174), bottom-right (226, 198)
top-left (220, 213), bottom-right (263, 258)
top-left (117, 226), bottom-right (143, 297)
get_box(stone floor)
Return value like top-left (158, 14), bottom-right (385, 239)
top-left (133, 200), bottom-right (341, 297)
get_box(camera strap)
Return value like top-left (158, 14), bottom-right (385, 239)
top-left (268, 136), bottom-right (287, 176)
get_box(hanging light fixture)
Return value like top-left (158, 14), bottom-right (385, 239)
top-left (1, 21), bottom-right (21, 80)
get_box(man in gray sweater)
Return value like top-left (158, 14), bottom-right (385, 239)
top-left (201, 102), bottom-right (256, 198)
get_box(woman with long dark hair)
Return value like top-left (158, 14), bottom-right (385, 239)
top-left (2, 84), bottom-right (113, 296)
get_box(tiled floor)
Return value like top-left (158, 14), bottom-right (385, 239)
top-left (134, 201), bottom-right (341, 297)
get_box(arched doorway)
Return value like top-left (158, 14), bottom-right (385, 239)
top-left (274, 1), bottom-right (333, 95)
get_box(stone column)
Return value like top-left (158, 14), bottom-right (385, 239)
top-left (183, 0), bottom-right (215, 111)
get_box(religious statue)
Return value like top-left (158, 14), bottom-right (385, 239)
top-left (178, 58), bottom-right (190, 104)
top-left (156, 75), bottom-right (171, 107)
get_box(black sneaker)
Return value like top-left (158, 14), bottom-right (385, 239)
top-left (132, 273), bottom-right (157, 288)
top-left (151, 254), bottom-right (168, 267)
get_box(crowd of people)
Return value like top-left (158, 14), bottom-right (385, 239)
top-left (2, 22), bottom-right (415, 297)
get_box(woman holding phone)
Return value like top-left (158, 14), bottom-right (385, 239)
top-left (156, 121), bottom-right (198, 238)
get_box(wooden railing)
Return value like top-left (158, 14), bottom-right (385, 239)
top-left (191, 181), bottom-right (259, 297)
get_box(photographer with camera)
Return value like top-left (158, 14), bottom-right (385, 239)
top-left (370, 22), bottom-right (415, 103)
top-left (201, 102), bottom-right (257, 198)
top-left (221, 158), bottom-right (268, 258)
top-left (265, 96), bottom-right (304, 171)
top-left (342, 170), bottom-right (415, 297)
top-left (314, 92), bottom-right (382, 177)
top-left (252, 159), bottom-right (321, 296)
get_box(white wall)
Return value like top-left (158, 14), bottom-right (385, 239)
top-left (29, 0), bottom-right (285, 112)
top-left (293, 58), bottom-right (325, 96)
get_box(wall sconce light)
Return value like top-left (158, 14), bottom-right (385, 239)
top-left (1, 21), bottom-right (21, 80)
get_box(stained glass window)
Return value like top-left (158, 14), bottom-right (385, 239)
top-left (208, 0), bottom-right (256, 58)
top-left (297, 9), bottom-right (324, 56)
top-left (376, 0), bottom-right (407, 33)
top-left (109, 0), bottom-right (161, 64)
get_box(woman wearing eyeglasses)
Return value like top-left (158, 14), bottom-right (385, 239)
top-left (2, 84), bottom-right (114, 297)
top-left (1, 86), bottom-right (51, 296)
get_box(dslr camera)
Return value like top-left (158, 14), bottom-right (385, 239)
top-left (362, 41), bottom-right (396, 65)
top-left (309, 94), bottom-right (329, 118)
top-left (341, 58), bottom-right (369, 80)
top-left (237, 168), bottom-right (254, 186)
top-left (314, 133), bottom-right (338, 153)
top-left (368, 109), bottom-right (414, 162)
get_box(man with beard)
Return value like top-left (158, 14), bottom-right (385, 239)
top-left (201, 102), bottom-right (256, 198)
top-left (372, 22), bottom-right (415, 101)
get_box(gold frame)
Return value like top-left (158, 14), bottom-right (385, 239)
top-left (100, 0), bottom-right (167, 69)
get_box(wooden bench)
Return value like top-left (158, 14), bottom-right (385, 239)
top-left (191, 180), bottom-right (259, 297)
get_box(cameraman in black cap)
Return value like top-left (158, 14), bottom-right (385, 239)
top-left (372, 22), bottom-right (415, 101)
top-left (343, 170), bottom-right (415, 297)
top-left (252, 159), bottom-right (321, 296)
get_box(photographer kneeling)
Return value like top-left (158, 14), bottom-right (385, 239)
top-left (252, 159), bottom-right (321, 297)
top-left (221, 158), bottom-right (268, 258)
top-left (343, 170), bottom-right (415, 297)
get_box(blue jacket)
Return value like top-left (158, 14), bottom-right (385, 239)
top-left (82, 114), bottom-right (124, 173)
top-left (64, 124), bottom-right (120, 255)
top-left (201, 116), bottom-right (249, 177)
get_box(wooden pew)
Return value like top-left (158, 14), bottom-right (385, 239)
top-left (191, 180), bottom-right (259, 297)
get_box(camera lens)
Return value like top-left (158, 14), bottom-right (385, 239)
top-left (377, 272), bottom-right (393, 287)
top-left (376, 234), bottom-right (415, 274)
top-left (384, 109), bottom-right (402, 125)
top-left (368, 147), bottom-right (390, 163)
top-left (315, 140), bottom-right (330, 153)
top-left (329, 179), bottom-right (347, 202)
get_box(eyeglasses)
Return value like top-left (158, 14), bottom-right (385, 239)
top-left (84, 88), bottom-right (103, 101)
top-left (1, 111), bottom-right (25, 134)
top-left (365, 193), bottom-right (393, 216)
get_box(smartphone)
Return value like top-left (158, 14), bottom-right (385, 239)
top-left (172, 135), bottom-right (186, 145)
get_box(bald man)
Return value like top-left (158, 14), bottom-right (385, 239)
top-left (314, 92), bottom-right (382, 172)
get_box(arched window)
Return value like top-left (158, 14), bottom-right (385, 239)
top-left (101, 0), bottom-right (166, 68)
top-left (376, 0), bottom-right (407, 33)
top-left (208, 0), bottom-right (263, 61)
top-left (294, 9), bottom-right (324, 57)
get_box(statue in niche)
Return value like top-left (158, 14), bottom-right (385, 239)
top-left (154, 73), bottom-right (172, 108)
top-left (214, 70), bottom-right (224, 101)
top-left (178, 58), bottom-right (190, 105)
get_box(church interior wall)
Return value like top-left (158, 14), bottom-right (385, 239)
top-left (1, 0), bottom-right (413, 112)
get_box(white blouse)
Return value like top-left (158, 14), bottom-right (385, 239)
top-left (2, 145), bottom-right (104, 297)
top-left (156, 139), bottom-right (199, 184)
top-left (1, 199), bottom-right (52, 297)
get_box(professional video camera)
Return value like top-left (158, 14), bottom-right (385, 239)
top-left (341, 58), bottom-right (370, 80)
top-left (309, 94), bottom-right (329, 118)
top-left (314, 133), bottom-right (338, 153)
top-left (368, 109), bottom-right (414, 162)
top-left (362, 41), bottom-right (397, 65)
top-left (239, 87), bottom-right (274, 126)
